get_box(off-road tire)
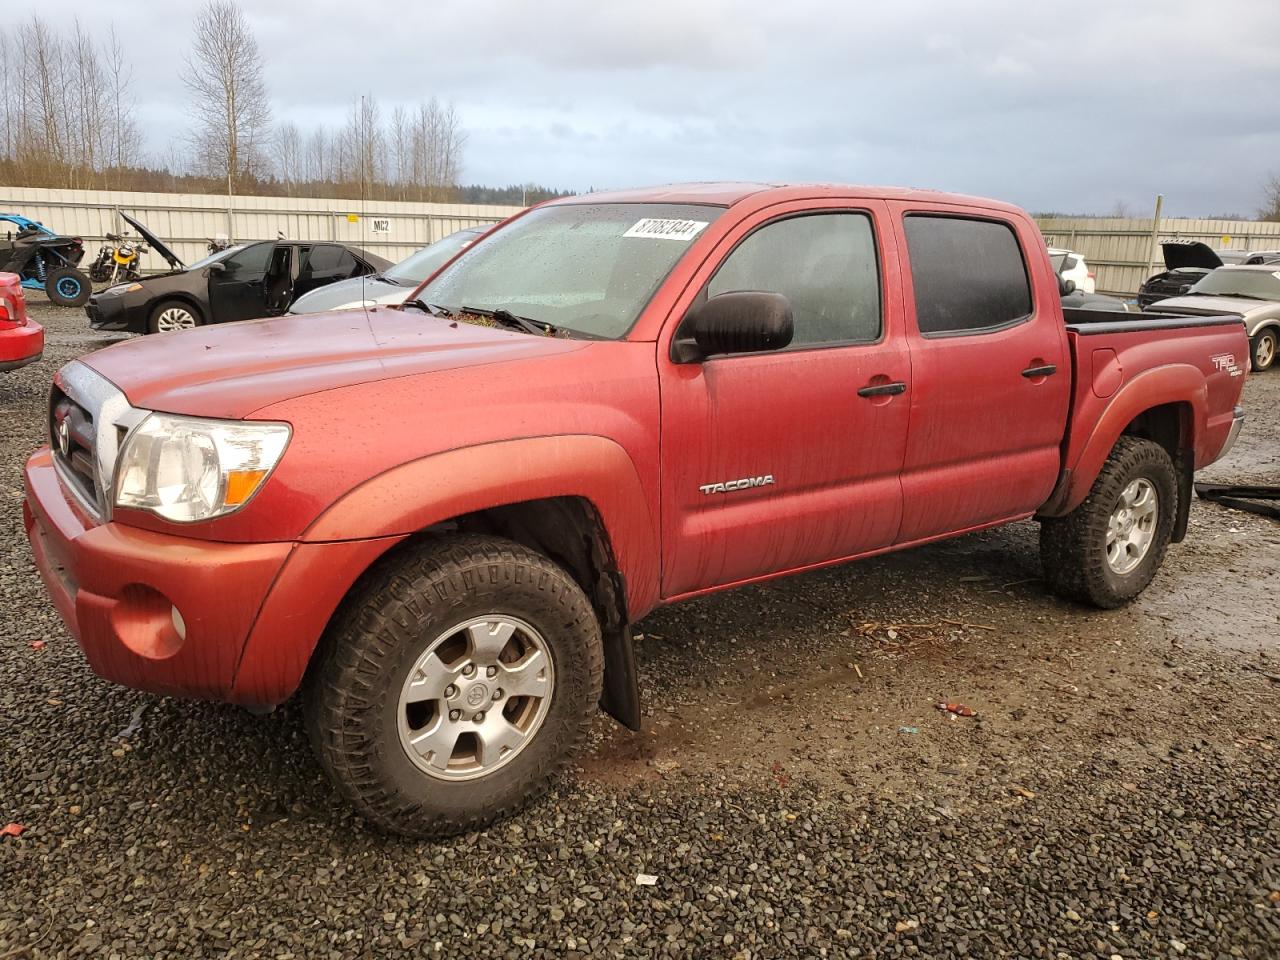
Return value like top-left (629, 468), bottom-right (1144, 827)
top-left (1250, 328), bottom-right (1277, 372)
top-left (1039, 436), bottom-right (1177, 609)
top-left (45, 266), bottom-right (90, 307)
top-left (304, 535), bottom-right (603, 838)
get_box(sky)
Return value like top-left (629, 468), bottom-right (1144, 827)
top-left (7, 0), bottom-right (1280, 216)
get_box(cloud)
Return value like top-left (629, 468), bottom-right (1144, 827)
top-left (4, 0), bottom-right (1280, 215)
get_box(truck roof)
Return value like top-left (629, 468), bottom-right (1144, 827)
top-left (549, 181), bottom-right (1025, 213)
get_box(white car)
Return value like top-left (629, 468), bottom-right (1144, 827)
top-left (1048, 247), bottom-right (1095, 294)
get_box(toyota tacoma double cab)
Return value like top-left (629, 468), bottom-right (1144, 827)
top-left (23, 183), bottom-right (1248, 837)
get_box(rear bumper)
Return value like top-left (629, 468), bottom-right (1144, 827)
top-left (0, 320), bottom-right (44, 370)
top-left (1213, 406), bottom-right (1246, 463)
top-left (23, 448), bottom-right (404, 706)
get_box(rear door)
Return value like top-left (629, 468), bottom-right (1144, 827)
top-left (296, 244), bottom-right (364, 299)
top-left (890, 205), bottom-right (1070, 543)
top-left (208, 241), bottom-right (273, 323)
top-left (658, 200), bottom-right (912, 598)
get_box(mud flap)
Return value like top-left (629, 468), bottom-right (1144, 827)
top-left (1172, 453), bottom-right (1193, 543)
top-left (600, 626), bottom-right (641, 731)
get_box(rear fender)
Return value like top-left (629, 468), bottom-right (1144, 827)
top-left (1044, 364), bottom-right (1205, 517)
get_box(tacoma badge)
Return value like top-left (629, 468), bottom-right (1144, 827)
top-left (699, 474), bottom-right (775, 495)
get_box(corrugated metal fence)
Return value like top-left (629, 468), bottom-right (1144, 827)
top-left (1036, 216), bottom-right (1280, 297)
top-left (0, 186), bottom-right (524, 272)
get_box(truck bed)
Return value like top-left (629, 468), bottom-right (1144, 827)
top-left (1062, 306), bottom-right (1244, 335)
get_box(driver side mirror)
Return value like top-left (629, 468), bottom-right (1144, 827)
top-left (672, 291), bottom-right (794, 363)
top-left (1056, 274), bottom-right (1075, 297)
top-left (207, 261), bottom-right (227, 275)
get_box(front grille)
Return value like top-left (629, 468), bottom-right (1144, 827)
top-left (50, 384), bottom-right (99, 509)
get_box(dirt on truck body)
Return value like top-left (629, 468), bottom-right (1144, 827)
top-left (22, 182), bottom-right (1249, 837)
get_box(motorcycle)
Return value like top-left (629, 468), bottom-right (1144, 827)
top-left (88, 232), bottom-right (149, 285)
top-left (0, 214), bottom-right (91, 307)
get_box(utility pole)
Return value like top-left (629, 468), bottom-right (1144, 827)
top-left (1144, 194), bottom-right (1164, 290)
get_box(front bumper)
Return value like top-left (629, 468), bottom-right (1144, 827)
top-left (0, 320), bottom-right (44, 371)
top-left (23, 448), bottom-right (404, 706)
top-left (24, 448), bottom-right (293, 700)
top-left (85, 294), bottom-right (133, 331)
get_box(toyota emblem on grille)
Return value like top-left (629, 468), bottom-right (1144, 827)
top-left (56, 418), bottom-right (71, 457)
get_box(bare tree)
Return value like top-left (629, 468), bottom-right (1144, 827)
top-left (1260, 172), bottom-right (1280, 221)
top-left (272, 121), bottom-right (303, 194)
top-left (185, 1), bottom-right (271, 190)
top-left (103, 26), bottom-right (141, 170)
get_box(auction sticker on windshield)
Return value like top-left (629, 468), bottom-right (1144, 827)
top-left (623, 218), bottom-right (709, 241)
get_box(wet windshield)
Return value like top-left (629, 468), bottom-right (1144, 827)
top-left (413, 203), bottom-right (724, 338)
top-left (385, 229), bottom-right (483, 284)
top-left (1189, 268), bottom-right (1280, 300)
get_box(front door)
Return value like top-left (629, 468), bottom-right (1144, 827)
top-left (890, 206), bottom-right (1071, 543)
top-left (209, 241), bottom-right (274, 324)
top-left (658, 201), bottom-right (912, 599)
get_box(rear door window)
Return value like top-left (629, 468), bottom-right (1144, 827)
top-left (904, 215), bottom-right (1032, 336)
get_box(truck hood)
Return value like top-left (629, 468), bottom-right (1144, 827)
top-left (82, 307), bottom-right (588, 420)
top-left (286, 274), bottom-right (408, 314)
top-left (1149, 294), bottom-right (1279, 332)
top-left (1161, 240), bottom-right (1223, 271)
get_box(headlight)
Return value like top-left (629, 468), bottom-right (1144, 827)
top-left (114, 413), bottom-right (291, 522)
top-left (106, 282), bottom-right (143, 295)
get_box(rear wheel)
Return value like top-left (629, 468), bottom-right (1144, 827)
top-left (304, 535), bottom-right (603, 838)
top-left (1250, 328), bottom-right (1277, 372)
top-left (148, 300), bottom-right (202, 334)
top-left (1039, 436), bottom-right (1177, 609)
top-left (45, 267), bottom-right (90, 307)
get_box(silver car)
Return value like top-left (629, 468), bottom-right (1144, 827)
top-left (1148, 264), bottom-right (1280, 371)
top-left (288, 225), bottom-right (489, 314)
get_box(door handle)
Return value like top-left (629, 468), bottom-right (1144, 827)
top-left (1021, 364), bottom-right (1057, 378)
top-left (857, 381), bottom-right (907, 398)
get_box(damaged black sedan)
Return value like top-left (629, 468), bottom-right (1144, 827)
top-left (86, 216), bottom-right (390, 334)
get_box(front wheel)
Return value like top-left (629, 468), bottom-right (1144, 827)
top-left (1039, 436), bottom-right (1177, 609)
top-left (45, 267), bottom-right (91, 307)
top-left (1250, 328), bottom-right (1277, 372)
top-left (304, 535), bottom-right (603, 838)
top-left (148, 300), bottom-right (202, 334)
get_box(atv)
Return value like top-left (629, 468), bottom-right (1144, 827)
top-left (0, 214), bottom-right (91, 307)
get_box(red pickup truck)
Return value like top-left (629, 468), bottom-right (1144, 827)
top-left (23, 184), bottom-right (1247, 837)
top-left (0, 272), bottom-right (43, 372)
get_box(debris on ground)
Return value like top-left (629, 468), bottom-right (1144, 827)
top-left (898, 726), bottom-right (920, 735)
top-left (115, 703), bottom-right (147, 741)
top-left (1, 822), bottom-right (26, 838)
top-left (29, 640), bottom-right (45, 650)
top-left (635, 874), bottom-right (658, 887)
top-left (936, 702), bottom-right (977, 717)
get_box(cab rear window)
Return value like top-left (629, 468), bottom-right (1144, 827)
top-left (904, 215), bottom-right (1032, 336)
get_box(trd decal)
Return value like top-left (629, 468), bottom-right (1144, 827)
top-left (1211, 353), bottom-right (1243, 378)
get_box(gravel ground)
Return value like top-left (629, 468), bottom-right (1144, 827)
top-left (2, 304), bottom-right (1278, 959)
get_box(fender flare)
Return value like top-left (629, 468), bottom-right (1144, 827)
top-left (301, 434), bottom-right (660, 614)
top-left (231, 435), bottom-right (660, 710)
top-left (1043, 364), bottom-right (1205, 517)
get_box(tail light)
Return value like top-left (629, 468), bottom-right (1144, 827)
top-left (1087, 271), bottom-right (1096, 280)
top-left (0, 273), bottom-right (27, 328)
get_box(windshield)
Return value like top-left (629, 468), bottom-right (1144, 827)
top-left (1049, 253), bottom-right (1067, 273)
top-left (414, 203), bottom-right (724, 338)
top-left (1188, 268), bottom-right (1280, 300)
top-left (385, 229), bottom-right (485, 284)
top-left (185, 244), bottom-right (248, 272)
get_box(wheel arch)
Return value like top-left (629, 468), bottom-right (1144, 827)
top-left (1040, 364), bottom-right (1205, 536)
top-left (232, 436), bottom-right (658, 727)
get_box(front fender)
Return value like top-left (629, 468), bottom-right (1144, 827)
top-left (301, 434), bottom-right (661, 618)
top-left (1046, 363), bottom-right (1205, 516)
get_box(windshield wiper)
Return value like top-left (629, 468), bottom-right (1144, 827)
top-left (402, 299), bottom-right (454, 316)
top-left (460, 305), bottom-right (557, 336)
